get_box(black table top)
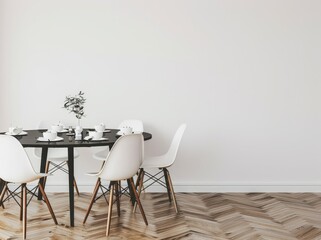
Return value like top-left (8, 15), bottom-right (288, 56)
top-left (0, 129), bottom-right (152, 148)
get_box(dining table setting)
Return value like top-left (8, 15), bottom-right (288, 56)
top-left (0, 123), bottom-right (152, 227)
top-left (0, 92), bottom-right (154, 232)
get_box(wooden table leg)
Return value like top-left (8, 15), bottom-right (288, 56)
top-left (67, 147), bottom-right (75, 227)
top-left (38, 147), bottom-right (48, 200)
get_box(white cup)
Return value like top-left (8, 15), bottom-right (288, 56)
top-left (43, 131), bottom-right (57, 141)
top-left (95, 123), bottom-right (105, 132)
top-left (9, 127), bottom-right (23, 135)
top-left (120, 127), bottom-right (133, 135)
top-left (88, 131), bottom-right (103, 140)
top-left (51, 125), bottom-right (63, 133)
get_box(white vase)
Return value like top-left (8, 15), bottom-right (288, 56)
top-left (75, 120), bottom-right (83, 140)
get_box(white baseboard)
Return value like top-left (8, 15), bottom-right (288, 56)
top-left (17, 182), bottom-right (321, 193)
top-left (172, 182), bottom-right (321, 192)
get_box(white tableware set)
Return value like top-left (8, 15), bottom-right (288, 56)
top-left (117, 126), bottom-right (133, 136)
top-left (5, 126), bottom-right (27, 136)
top-left (38, 123), bottom-right (65, 141)
top-left (85, 123), bottom-right (108, 141)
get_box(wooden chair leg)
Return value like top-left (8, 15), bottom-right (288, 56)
top-left (6, 188), bottom-right (9, 199)
top-left (136, 168), bottom-right (146, 194)
top-left (135, 169), bottom-right (141, 189)
top-left (163, 168), bottom-right (172, 202)
top-left (83, 178), bottom-right (101, 224)
top-left (135, 169), bottom-right (143, 189)
top-left (115, 181), bottom-right (121, 217)
top-left (0, 182), bottom-right (8, 209)
top-left (129, 178), bottom-right (148, 226)
top-left (20, 184), bottom-right (23, 221)
top-left (133, 169), bottom-right (144, 213)
top-left (106, 182), bottom-right (114, 236)
top-left (166, 170), bottom-right (179, 213)
top-left (22, 183), bottom-right (27, 240)
top-left (38, 183), bottom-right (58, 225)
top-left (43, 161), bottom-right (51, 190)
top-left (74, 177), bottom-right (80, 196)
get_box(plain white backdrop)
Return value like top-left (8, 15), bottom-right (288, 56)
top-left (1, 0), bottom-right (321, 192)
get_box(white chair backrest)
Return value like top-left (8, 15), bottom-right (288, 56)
top-left (99, 134), bottom-right (144, 181)
top-left (0, 135), bottom-right (38, 183)
top-left (118, 120), bottom-right (144, 133)
top-left (164, 124), bottom-right (187, 167)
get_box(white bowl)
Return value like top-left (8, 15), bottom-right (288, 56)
top-left (88, 131), bottom-right (103, 140)
top-left (43, 131), bottom-right (57, 141)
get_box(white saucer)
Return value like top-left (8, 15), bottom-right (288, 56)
top-left (84, 136), bottom-right (108, 141)
top-left (91, 137), bottom-right (108, 141)
top-left (116, 131), bottom-right (124, 136)
top-left (91, 129), bottom-right (111, 133)
top-left (116, 131), bottom-right (136, 136)
top-left (57, 129), bottom-right (68, 133)
top-left (37, 136), bottom-right (64, 142)
top-left (5, 131), bottom-right (28, 136)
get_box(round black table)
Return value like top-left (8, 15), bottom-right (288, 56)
top-left (0, 129), bottom-right (152, 227)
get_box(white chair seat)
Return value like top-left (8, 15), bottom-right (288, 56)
top-left (140, 155), bottom-right (170, 169)
top-left (19, 173), bottom-right (50, 184)
top-left (85, 172), bottom-right (100, 177)
top-left (93, 149), bottom-right (109, 161)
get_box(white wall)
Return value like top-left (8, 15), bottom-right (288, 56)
top-left (1, 0), bottom-right (321, 192)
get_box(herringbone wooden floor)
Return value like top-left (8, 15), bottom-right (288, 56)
top-left (1, 192), bottom-right (321, 239)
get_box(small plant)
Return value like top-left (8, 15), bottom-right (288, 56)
top-left (63, 91), bottom-right (86, 120)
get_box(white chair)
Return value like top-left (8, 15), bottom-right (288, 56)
top-left (136, 124), bottom-right (186, 213)
top-left (93, 119), bottom-right (144, 161)
top-left (34, 120), bottom-right (80, 195)
top-left (0, 135), bottom-right (58, 239)
top-left (83, 133), bottom-right (148, 236)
